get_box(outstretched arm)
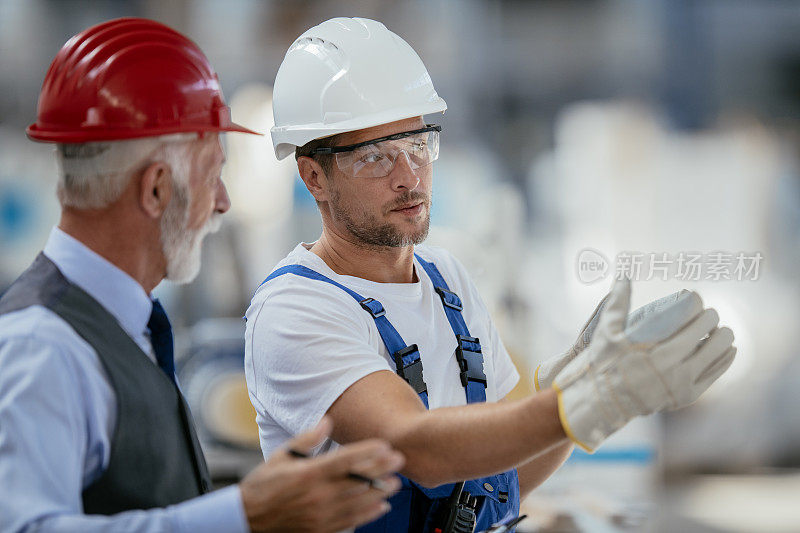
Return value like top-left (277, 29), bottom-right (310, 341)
top-left (327, 369), bottom-right (569, 488)
top-left (497, 397), bottom-right (573, 499)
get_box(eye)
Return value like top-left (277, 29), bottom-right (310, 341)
top-left (360, 153), bottom-right (384, 164)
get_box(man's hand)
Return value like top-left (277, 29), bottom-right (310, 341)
top-left (240, 417), bottom-right (404, 532)
top-left (552, 278), bottom-right (735, 453)
top-left (534, 288), bottom-right (694, 391)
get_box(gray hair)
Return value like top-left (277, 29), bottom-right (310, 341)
top-left (56, 133), bottom-right (196, 209)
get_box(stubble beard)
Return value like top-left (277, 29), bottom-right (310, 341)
top-left (329, 188), bottom-right (431, 249)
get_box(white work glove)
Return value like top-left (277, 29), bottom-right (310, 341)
top-left (534, 289), bottom-right (693, 391)
top-left (552, 278), bottom-right (736, 453)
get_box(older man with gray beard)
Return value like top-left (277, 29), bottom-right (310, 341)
top-left (0, 18), bottom-right (402, 533)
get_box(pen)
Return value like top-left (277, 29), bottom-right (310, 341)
top-left (487, 514), bottom-right (527, 532)
top-left (288, 448), bottom-right (393, 492)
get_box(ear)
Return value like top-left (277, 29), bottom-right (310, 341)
top-left (139, 162), bottom-right (172, 219)
top-left (297, 156), bottom-right (332, 202)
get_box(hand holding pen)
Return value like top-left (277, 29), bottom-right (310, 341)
top-left (240, 416), bottom-right (405, 532)
top-left (287, 447), bottom-right (397, 492)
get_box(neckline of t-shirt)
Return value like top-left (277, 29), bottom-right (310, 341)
top-left (291, 243), bottom-right (426, 299)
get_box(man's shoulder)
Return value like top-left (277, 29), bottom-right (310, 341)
top-left (248, 270), bottom-right (357, 312)
top-left (0, 305), bottom-right (101, 387)
top-left (246, 250), bottom-right (368, 328)
top-left (250, 263), bottom-right (357, 305)
top-left (0, 305), bottom-right (82, 347)
top-left (253, 244), bottom-right (332, 290)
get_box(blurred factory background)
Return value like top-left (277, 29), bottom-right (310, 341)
top-left (2, 0), bottom-right (800, 531)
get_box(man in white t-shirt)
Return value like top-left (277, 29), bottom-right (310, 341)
top-left (247, 243), bottom-right (520, 455)
top-left (246, 17), bottom-right (736, 532)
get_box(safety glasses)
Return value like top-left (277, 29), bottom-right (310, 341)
top-left (310, 124), bottom-right (441, 178)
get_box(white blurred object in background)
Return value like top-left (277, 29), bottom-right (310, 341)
top-left (225, 84), bottom-right (298, 292)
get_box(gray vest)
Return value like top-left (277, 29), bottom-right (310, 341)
top-left (0, 254), bottom-right (212, 514)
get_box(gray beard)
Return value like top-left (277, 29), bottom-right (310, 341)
top-left (160, 180), bottom-right (221, 284)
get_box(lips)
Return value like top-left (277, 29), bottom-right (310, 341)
top-left (392, 202), bottom-right (424, 216)
top-left (393, 202), bottom-right (422, 211)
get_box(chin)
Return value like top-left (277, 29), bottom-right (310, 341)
top-left (164, 236), bottom-right (204, 284)
top-left (162, 213), bottom-right (221, 284)
top-left (407, 221), bottom-right (431, 245)
top-left (166, 261), bottom-right (202, 285)
top-left (397, 228), bottom-right (429, 247)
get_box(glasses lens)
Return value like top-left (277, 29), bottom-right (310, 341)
top-left (334, 130), bottom-right (440, 178)
top-left (349, 144), bottom-right (396, 178)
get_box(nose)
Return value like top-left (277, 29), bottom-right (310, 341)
top-left (388, 151), bottom-right (420, 191)
top-left (214, 178), bottom-right (231, 214)
top-left (211, 135), bottom-right (230, 214)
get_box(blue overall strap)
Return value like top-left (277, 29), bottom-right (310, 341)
top-left (414, 254), bottom-right (487, 404)
top-left (261, 265), bottom-right (429, 408)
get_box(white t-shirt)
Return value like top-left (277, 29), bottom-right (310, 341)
top-left (244, 243), bottom-right (520, 457)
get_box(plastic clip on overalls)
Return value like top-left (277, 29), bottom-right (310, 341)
top-left (260, 254), bottom-right (520, 532)
top-left (431, 482), bottom-right (477, 533)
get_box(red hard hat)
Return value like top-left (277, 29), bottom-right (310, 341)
top-left (27, 17), bottom-right (260, 142)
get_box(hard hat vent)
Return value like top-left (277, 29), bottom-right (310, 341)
top-left (288, 37), bottom-right (341, 58)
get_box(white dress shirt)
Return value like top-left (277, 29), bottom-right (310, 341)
top-left (0, 227), bottom-right (249, 533)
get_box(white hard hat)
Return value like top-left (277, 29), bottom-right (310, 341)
top-left (270, 17), bottom-right (447, 160)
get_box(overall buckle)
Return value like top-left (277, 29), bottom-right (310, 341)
top-left (435, 287), bottom-right (463, 311)
top-left (455, 335), bottom-right (487, 389)
top-left (393, 344), bottom-right (427, 396)
top-left (359, 297), bottom-right (386, 318)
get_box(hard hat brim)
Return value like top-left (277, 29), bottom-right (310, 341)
top-left (26, 121), bottom-right (262, 143)
top-left (271, 98), bottom-right (446, 160)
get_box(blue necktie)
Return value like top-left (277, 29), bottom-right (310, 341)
top-left (148, 299), bottom-right (176, 383)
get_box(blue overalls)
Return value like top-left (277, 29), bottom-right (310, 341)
top-left (261, 254), bottom-right (520, 532)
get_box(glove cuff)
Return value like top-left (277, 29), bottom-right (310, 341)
top-left (553, 371), bottom-right (631, 454)
top-left (552, 381), bottom-right (596, 453)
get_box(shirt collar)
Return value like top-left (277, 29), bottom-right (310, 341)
top-left (42, 226), bottom-right (153, 350)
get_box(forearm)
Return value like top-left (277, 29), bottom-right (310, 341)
top-left (390, 389), bottom-right (568, 487)
top-left (0, 339), bottom-right (248, 533)
top-left (8, 486), bottom-right (248, 533)
top-left (516, 441), bottom-right (573, 500)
